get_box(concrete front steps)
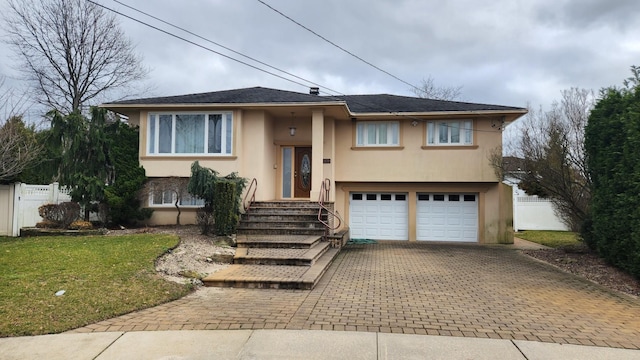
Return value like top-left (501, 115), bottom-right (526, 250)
top-left (234, 236), bottom-right (330, 266)
top-left (202, 234), bottom-right (339, 289)
top-left (202, 201), bottom-right (341, 290)
top-left (235, 201), bottom-right (327, 236)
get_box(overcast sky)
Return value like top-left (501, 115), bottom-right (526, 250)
top-left (2, 0), bottom-right (640, 120)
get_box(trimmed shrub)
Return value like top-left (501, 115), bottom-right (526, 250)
top-left (188, 161), bottom-right (247, 235)
top-left (68, 220), bottom-right (93, 230)
top-left (35, 220), bottom-right (60, 229)
top-left (58, 202), bottom-right (81, 228)
top-left (196, 206), bottom-right (215, 235)
top-left (213, 181), bottom-right (238, 236)
top-left (37, 202), bottom-right (81, 229)
top-left (38, 204), bottom-right (63, 224)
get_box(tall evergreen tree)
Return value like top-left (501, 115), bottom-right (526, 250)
top-left (103, 121), bottom-right (151, 226)
top-left (50, 108), bottom-right (111, 220)
top-left (584, 66), bottom-right (640, 277)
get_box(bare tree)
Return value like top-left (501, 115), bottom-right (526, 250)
top-left (0, 77), bottom-right (28, 121)
top-left (143, 177), bottom-right (191, 225)
top-left (3, 0), bottom-right (148, 114)
top-left (491, 88), bottom-right (594, 231)
top-left (0, 77), bottom-right (41, 183)
top-left (0, 117), bottom-right (41, 183)
top-left (412, 76), bottom-right (463, 101)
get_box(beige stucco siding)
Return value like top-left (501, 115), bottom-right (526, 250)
top-left (334, 118), bottom-right (501, 183)
top-left (146, 207), bottom-right (198, 226)
top-left (240, 110), bottom-right (277, 200)
top-left (323, 118), bottom-right (336, 201)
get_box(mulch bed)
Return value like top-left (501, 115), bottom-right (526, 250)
top-left (523, 246), bottom-right (640, 298)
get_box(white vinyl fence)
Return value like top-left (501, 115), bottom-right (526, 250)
top-left (0, 183), bottom-right (72, 236)
top-left (511, 185), bottom-right (569, 232)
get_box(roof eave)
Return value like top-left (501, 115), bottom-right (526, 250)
top-left (101, 100), bottom-right (347, 107)
top-left (349, 109), bottom-right (528, 119)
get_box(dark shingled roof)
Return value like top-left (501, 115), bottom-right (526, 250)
top-left (334, 94), bottom-right (523, 113)
top-left (109, 87), bottom-right (337, 105)
top-left (107, 86), bottom-right (525, 113)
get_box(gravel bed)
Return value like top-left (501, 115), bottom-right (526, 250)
top-left (107, 225), bottom-right (235, 286)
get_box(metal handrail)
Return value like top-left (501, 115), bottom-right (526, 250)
top-left (242, 178), bottom-right (257, 213)
top-left (318, 178), bottom-right (343, 234)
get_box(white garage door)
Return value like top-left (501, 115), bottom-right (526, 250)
top-left (417, 193), bottom-right (478, 242)
top-left (349, 193), bottom-right (408, 240)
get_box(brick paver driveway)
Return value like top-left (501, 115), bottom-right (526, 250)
top-left (72, 242), bottom-right (640, 349)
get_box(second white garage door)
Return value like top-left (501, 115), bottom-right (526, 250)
top-left (417, 193), bottom-right (478, 242)
top-left (349, 193), bottom-right (408, 240)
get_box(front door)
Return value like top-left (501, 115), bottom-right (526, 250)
top-left (294, 147), bottom-right (312, 198)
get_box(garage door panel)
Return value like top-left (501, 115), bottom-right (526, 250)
top-left (365, 215), bottom-right (379, 225)
top-left (431, 216), bottom-right (446, 226)
top-left (349, 192), bottom-right (408, 240)
top-left (463, 229), bottom-right (476, 237)
top-left (379, 205), bottom-right (393, 213)
top-left (462, 220), bottom-right (476, 227)
top-left (417, 193), bottom-right (478, 242)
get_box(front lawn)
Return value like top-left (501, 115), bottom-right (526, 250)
top-left (515, 230), bottom-right (580, 248)
top-left (0, 234), bottom-right (192, 337)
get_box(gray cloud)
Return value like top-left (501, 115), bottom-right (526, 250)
top-left (1, 0), bottom-right (639, 115)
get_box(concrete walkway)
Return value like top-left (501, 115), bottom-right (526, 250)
top-left (2, 329), bottom-right (640, 359)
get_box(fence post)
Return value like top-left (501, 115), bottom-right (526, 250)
top-left (512, 185), bottom-right (519, 232)
top-left (11, 183), bottom-right (19, 236)
top-left (51, 182), bottom-right (60, 203)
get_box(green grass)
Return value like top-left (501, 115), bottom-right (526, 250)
top-left (0, 234), bottom-right (192, 337)
top-left (515, 230), bottom-right (580, 248)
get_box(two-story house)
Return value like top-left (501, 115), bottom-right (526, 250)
top-left (103, 86), bottom-right (526, 244)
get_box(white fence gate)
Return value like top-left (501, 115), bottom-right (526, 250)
top-left (17, 183), bottom-right (72, 232)
top-left (0, 184), bottom-right (16, 236)
top-left (0, 183), bottom-right (72, 236)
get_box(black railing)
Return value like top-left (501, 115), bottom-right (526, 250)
top-left (242, 178), bottom-right (257, 214)
top-left (318, 178), bottom-right (342, 235)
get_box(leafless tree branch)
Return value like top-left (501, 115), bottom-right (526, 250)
top-left (142, 177), bottom-right (191, 225)
top-left (3, 0), bottom-right (148, 114)
top-left (495, 88), bottom-right (595, 231)
top-left (0, 77), bottom-right (42, 182)
top-left (0, 118), bottom-right (41, 183)
top-left (411, 76), bottom-right (463, 101)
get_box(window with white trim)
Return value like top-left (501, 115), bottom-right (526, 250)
top-left (148, 112), bottom-right (233, 155)
top-left (149, 189), bottom-right (204, 207)
top-left (355, 121), bottom-right (400, 146)
top-left (426, 120), bottom-right (473, 146)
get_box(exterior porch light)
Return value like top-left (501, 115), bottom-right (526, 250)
top-left (289, 112), bottom-right (296, 136)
